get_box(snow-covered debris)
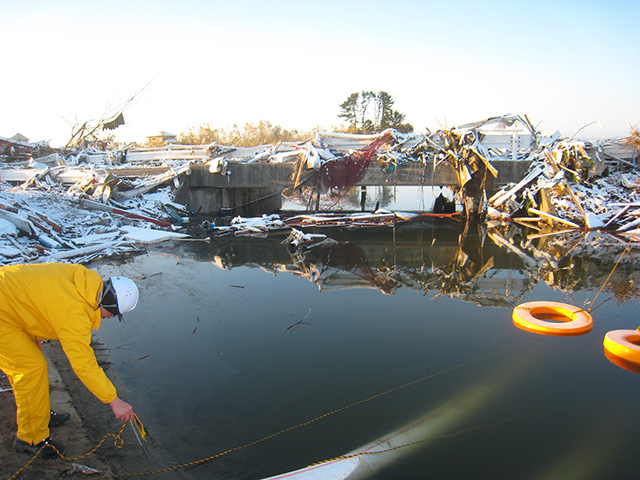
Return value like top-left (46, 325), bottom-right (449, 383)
top-left (487, 135), bottom-right (640, 235)
top-left (119, 225), bottom-right (189, 244)
top-left (0, 168), bottom-right (193, 266)
top-left (229, 214), bottom-right (285, 236)
top-left (2, 113), bottom-right (639, 267)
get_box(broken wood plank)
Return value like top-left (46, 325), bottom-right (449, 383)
top-left (0, 209), bottom-right (33, 235)
top-left (513, 219), bottom-right (542, 231)
top-left (0, 168), bottom-right (45, 182)
top-left (603, 152), bottom-right (638, 169)
top-left (36, 212), bottom-right (63, 233)
top-left (4, 234), bottom-right (39, 260)
top-left (528, 207), bottom-right (581, 229)
top-left (609, 202), bottom-right (640, 207)
top-left (48, 241), bottom-right (129, 260)
top-left (0, 201), bottom-right (19, 214)
top-left (543, 149), bottom-right (561, 174)
top-left (616, 216), bottom-right (640, 232)
top-left (562, 180), bottom-right (587, 218)
top-left (525, 228), bottom-right (581, 240)
top-left (79, 199), bottom-right (172, 227)
top-left (489, 165), bottom-right (543, 207)
top-left (603, 205), bottom-right (633, 229)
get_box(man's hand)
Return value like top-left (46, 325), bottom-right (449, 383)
top-left (109, 397), bottom-right (134, 423)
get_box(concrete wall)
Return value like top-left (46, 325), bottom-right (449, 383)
top-left (179, 160), bottom-right (533, 216)
top-left (183, 182), bottom-right (282, 217)
top-left (185, 160), bottom-right (532, 188)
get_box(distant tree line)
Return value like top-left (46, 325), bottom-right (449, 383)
top-left (177, 120), bottom-right (312, 147)
top-left (161, 91), bottom-right (413, 147)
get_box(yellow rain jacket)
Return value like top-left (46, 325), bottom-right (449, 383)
top-left (0, 263), bottom-right (117, 444)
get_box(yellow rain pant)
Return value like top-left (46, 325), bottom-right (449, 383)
top-left (0, 323), bottom-right (50, 444)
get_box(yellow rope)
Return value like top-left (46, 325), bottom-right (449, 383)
top-left (8, 415), bottom-right (147, 480)
top-left (88, 355), bottom-right (489, 478)
top-left (6, 444), bottom-right (46, 480)
top-left (8, 354), bottom-right (495, 479)
top-left (132, 413), bottom-right (147, 441)
top-left (306, 419), bottom-right (512, 468)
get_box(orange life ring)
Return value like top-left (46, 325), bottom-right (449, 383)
top-left (604, 348), bottom-right (640, 375)
top-left (603, 330), bottom-right (640, 366)
top-left (512, 301), bottom-right (593, 336)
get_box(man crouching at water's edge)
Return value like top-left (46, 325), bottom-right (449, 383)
top-left (0, 263), bottom-right (139, 459)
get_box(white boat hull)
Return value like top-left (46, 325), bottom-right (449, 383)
top-left (261, 385), bottom-right (496, 480)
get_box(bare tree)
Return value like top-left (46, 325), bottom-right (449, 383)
top-left (64, 82), bottom-right (150, 150)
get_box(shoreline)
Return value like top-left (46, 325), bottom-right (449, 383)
top-left (0, 341), bottom-right (170, 480)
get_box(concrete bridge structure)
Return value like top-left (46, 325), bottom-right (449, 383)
top-left (176, 160), bottom-right (533, 217)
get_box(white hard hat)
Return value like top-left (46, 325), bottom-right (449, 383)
top-left (101, 277), bottom-right (139, 321)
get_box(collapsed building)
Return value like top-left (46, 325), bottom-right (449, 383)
top-left (1, 114), bottom-right (638, 284)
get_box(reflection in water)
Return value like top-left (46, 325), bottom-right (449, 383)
top-left (93, 220), bottom-right (640, 480)
top-left (604, 348), bottom-right (640, 375)
top-left (182, 219), bottom-right (640, 309)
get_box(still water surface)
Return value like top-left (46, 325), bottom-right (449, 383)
top-left (95, 221), bottom-right (640, 479)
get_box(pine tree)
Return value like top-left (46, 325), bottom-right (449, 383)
top-left (337, 91), bottom-right (413, 133)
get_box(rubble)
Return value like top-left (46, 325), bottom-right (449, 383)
top-left (284, 210), bottom-right (420, 229)
top-left (485, 135), bottom-right (640, 237)
top-left (1, 114), bottom-right (638, 266)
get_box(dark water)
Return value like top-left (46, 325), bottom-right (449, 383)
top-left (94, 220), bottom-right (640, 480)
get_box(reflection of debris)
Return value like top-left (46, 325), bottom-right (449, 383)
top-left (283, 228), bottom-right (333, 251)
top-left (189, 213), bottom-right (640, 308)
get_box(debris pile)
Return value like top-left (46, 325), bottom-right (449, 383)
top-left (0, 187), bottom-right (190, 265)
top-left (1, 114), bottom-right (638, 266)
top-left (0, 154), bottom-right (195, 265)
top-left (485, 134), bottom-right (640, 236)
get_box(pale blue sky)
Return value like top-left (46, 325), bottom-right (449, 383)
top-left (2, 0), bottom-right (638, 146)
